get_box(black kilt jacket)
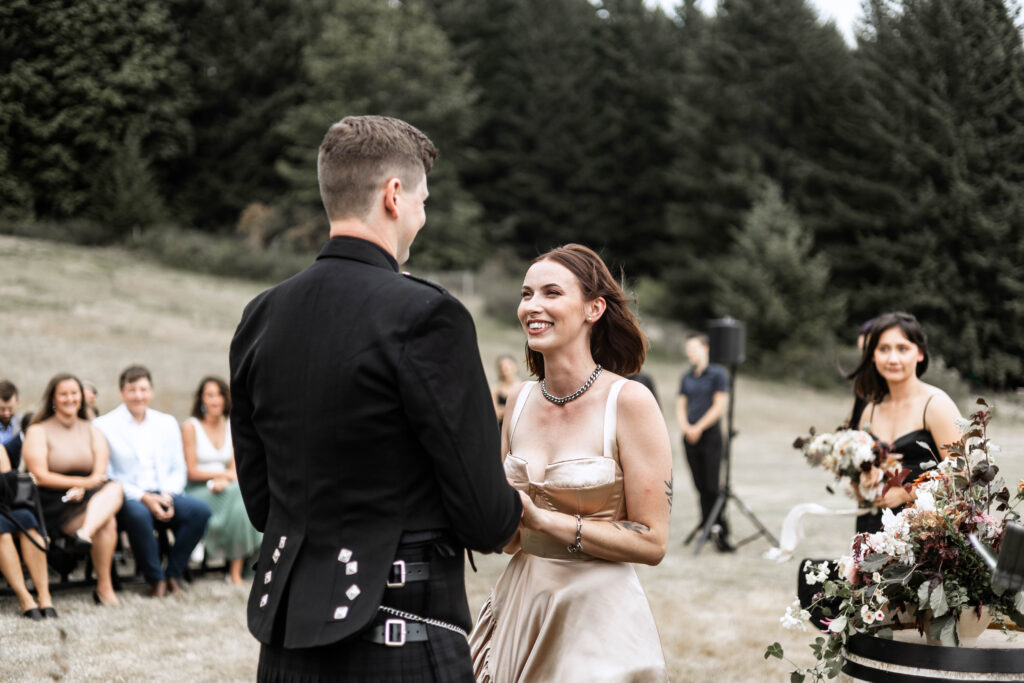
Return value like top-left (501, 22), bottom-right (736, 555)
top-left (229, 236), bottom-right (522, 649)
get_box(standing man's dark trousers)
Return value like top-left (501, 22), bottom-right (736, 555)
top-left (684, 425), bottom-right (727, 540)
top-left (257, 533), bottom-right (474, 683)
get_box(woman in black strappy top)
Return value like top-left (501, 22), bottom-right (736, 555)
top-left (847, 312), bottom-right (962, 533)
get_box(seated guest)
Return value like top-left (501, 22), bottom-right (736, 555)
top-left (82, 381), bottom-right (100, 420)
top-left (181, 376), bottom-right (260, 586)
top-left (23, 374), bottom-right (124, 606)
top-left (4, 411), bottom-right (31, 473)
top-left (0, 380), bottom-right (22, 467)
top-left (95, 365), bottom-right (211, 598)
top-left (0, 444), bottom-right (55, 619)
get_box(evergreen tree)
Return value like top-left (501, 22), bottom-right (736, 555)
top-left (663, 0), bottom-right (856, 326)
top-left (165, 0), bottom-right (327, 228)
top-left (275, 0), bottom-right (483, 269)
top-left (429, 0), bottom-right (680, 272)
top-left (713, 182), bottom-right (845, 368)
top-left (0, 0), bottom-right (190, 223)
top-left (831, 0), bottom-right (1024, 387)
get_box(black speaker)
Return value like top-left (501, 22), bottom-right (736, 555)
top-left (708, 318), bottom-right (745, 365)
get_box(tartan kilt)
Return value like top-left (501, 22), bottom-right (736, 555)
top-left (257, 628), bottom-right (473, 683)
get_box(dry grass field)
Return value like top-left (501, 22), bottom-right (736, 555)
top-left (2, 234), bottom-right (1023, 681)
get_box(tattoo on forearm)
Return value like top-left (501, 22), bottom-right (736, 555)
top-left (613, 521), bottom-right (650, 534)
top-left (665, 478), bottom-right (674, 510)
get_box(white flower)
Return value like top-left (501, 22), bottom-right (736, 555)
top-left (954, 417), bottom-right (972, 433)
top-left (914, 490), bottom-right (937, 513)
top-left (874, 610), bottom-right (885, 622)
top-left (828, 615), bottom-right (848, 633)
top-left (838, 554), bottom-right (858, 583)
top-left (803, 561), bottom-right (831, 586)
top-left (968, 448), bottom-right (989, 467)
top-left (780, 599), bottom-right (810, 631)
top-left (872, 572), bottom-right (882, 584)
top-left (861, 604), bottom-right (876, 624)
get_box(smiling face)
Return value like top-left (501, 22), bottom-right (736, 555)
top-left (0, 395), bottom-right (16, 428)
top-left (121, 377), bottom-right (154, 421)
top-left (201, 381), bottom-right (225, 419)
top-left (53, 379), bottom-right (82, 419)
top-left (873, 326), bottom-right (924, 385)
top-left (518, 259), bottom-right (596, 355)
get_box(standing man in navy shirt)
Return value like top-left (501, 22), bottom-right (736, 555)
top-left (676, 333), bottom-right (733, 552)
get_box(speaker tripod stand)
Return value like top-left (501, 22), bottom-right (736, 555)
top-left (683, 363), bottom-right (778, 555)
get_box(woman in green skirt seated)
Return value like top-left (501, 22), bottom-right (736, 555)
top-left (181, 377), bottom-right (260, 586)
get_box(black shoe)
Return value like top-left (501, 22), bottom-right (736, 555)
top-left (69, 532), bottom-right (93, 555)
top-left (41, 606), bottom-right (58, 618)
top-left (22, 607), bottom-right (43, 621)
top-left (711, 526), bottom-right (736, 553)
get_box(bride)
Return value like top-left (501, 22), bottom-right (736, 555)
top-left (469, 244), bottom-right (672, 682)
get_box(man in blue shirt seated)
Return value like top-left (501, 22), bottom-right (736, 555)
top-left (676, 333), bottom-right (733, 552)
top-left (95, 365), bottom-right (211, 597)
top-left (0, 380), bottom-right (23, 469)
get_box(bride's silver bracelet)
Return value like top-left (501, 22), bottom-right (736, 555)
top-left (567, 513), bottom-right (583, 553)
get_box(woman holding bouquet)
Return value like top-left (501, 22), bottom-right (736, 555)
top-left (469, 244), bottom-right (671, 682)
top-left (849, 311), bottom-right (961, 532)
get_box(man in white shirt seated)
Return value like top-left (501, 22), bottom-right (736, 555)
top-left (95, 365), bottom-right (211, 597)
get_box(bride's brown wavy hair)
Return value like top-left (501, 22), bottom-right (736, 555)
top-left (524, 244), bottom-right (647, 379)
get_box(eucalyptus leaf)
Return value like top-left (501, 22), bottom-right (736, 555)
top-left (929, 614), bottom-right (956, 647)
top-left (930, 583), bottom-right (949, 617)
top-left (860, 553), bottom-right (889, 574)
top-left (918, 582), bottom-right (931, 609)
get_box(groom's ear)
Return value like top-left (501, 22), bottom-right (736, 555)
top-left (383, 177), bottom-right (402, 219)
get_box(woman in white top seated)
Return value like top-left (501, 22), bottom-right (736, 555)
top-left (182, 377), bottom-right (261, 586)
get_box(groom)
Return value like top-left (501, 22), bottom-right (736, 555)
top-left (230, 115), bottom-right (522, 681)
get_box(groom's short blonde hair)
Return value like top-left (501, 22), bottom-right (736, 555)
top-left (317, 115), bottom-right (437, 221)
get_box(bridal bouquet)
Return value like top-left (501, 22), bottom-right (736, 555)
top-left (768, 400), bottom-right (1024, 682)
top-left (794, 427), bottom-right (906, 509)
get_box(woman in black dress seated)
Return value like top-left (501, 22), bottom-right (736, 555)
top-left (848, 312), bottom-right (961, 533)
top-left (0, 444), bottom-right (54, 619)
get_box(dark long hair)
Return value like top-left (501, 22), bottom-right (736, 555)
top-left (848, 311), bottom-right (930, 404)
top-left (190, 376), bottom-right (231, 420)
top-left (524, 244), bottom-right (647, 379)
top-left (31, 373), bottom-right (88, 425)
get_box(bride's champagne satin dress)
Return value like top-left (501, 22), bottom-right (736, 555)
top-left (469, 379), bottom-right (668, 682)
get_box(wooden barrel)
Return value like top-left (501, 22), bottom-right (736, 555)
top-left (842, 632), bottom-right (1024, 681)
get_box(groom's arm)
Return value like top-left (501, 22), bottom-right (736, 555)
top-left (230, 305), bottom-right (270, 532)
top-left (399, 293), bottom-right (522, 553)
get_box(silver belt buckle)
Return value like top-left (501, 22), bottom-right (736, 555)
top-left (384, 618), bottom-right (406, 646)
top-left (386, 559), bottom-right (406, 588)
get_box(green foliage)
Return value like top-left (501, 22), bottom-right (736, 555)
top-left (712, 182), bottom-right (845, 381)
top-left (164, 0), bottom-right (327, 228)
top-left (0, 0), bottom-right (191, 221)
top-left (274, 0), bottom-right (483, 270)
top-left (429, 0), bottom-right (680, 275)
top-left (131, 225), bottom-right (311, 284)
top-left (90, 125), bottom-right (167, 231)
top-left (664, 0), bottom-right (856, 326)
top-left (828, 0), bottom-right (1024, 388)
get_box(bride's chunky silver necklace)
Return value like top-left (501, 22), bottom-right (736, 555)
top-left (541, 365), bottom-right (603, 405)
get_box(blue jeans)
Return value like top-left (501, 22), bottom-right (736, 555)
top-left (118, 493), bottom-right (211, 583)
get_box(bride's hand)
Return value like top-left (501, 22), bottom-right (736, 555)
top-left (517, 490), bottom-right (548, 531)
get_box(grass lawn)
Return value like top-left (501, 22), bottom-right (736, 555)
top-left (2, 234), bottom-right (1023, 681)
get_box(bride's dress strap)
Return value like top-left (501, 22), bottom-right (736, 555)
top-left (603, 379), bottom-right (629, 460)
top-left (507, 381), bottom-right (537, 449)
